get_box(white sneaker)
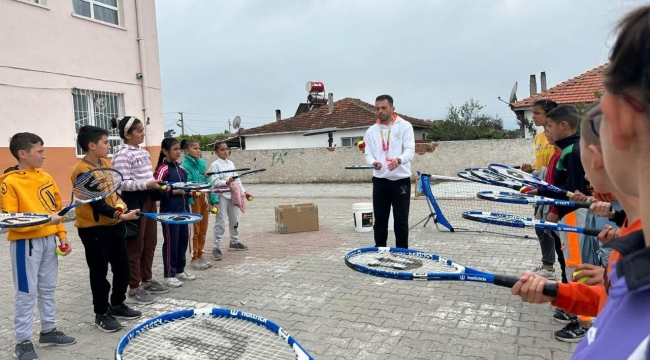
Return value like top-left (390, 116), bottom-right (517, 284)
top-left (533, 266), bottom-right (556, 280)
top-left (176, 271), bottom-right (196, 281)
top-left (163, 277), bottom-right (183, 288)
top-left (190, 259), bottom-right (209, 270)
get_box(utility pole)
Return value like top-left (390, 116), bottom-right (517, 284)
top-left (177, 112), bottom-right (185, 136)
top-left (228, 119), bottom-right (231, 134)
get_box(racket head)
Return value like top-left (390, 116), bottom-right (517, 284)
top-left (461, 211), bottom-right (535, 228)
top-left (456, 170), bottom-right (490, 184)
top-left (72, 168), bottom-right (123, 203)
top-left (345, 247), bottom-right (467, 280)
top-left (345, 165), bottom-right (375, 169)
top-left (165, 181), bottom-right (211, 191)
top-left (238, 168), bottom-right (266, 177)
top-left (206, 168), bottom-right (251, 176)
top-left (144, 212), bottom-right (203, 224)
top-left (0, 213), bottom-right (51, 228)
top-left (476, 191), bottom-right (538, 205)
top-left (115, 307), bottom-right (314, 360)
top-left (470, 168), bottom-right (524, 188)
top-left (488, 163), bottom-right (544, 185)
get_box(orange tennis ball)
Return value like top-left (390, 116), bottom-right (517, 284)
top-left (573, 270), bottom-right (590, 283)
top-left (56, 244), bottom-right (68, 256)
top-left (115, 204), bottom-right (126, 213)
top-left (357, 141), bottom-right (366, 149)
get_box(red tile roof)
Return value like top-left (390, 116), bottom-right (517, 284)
top-left (510, 64), bottom-right (607, 108)
top-left (241, 97), bottom-right (432, 136)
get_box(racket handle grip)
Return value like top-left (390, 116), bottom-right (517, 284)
top-left (58, 208), bottom-right (70, 216)
top-left (583, 228), bottom-right (603, 236)
top-left (493, 275), bottom-right (558, 297)
top-left (574, 201), bottom-right (592, 209)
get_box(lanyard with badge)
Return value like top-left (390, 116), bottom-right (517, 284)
top-left (378, 114), bottom-right (397, 162)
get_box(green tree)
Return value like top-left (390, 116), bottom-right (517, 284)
top-left (427, 99), bottom-right (513, 141)
top-left (178, 133), bottom-right (230, 150)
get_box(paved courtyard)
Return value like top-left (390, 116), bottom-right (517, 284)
top-left (0, 183), bottom-right (577, 359)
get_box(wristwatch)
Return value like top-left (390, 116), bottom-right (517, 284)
top-left (397, 158), bottom-right (402, 164)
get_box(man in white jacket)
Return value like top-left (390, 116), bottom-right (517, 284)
top-left (364, 95), bottom-right (415, 248)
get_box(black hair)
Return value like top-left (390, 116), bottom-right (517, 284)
top-left (110, 116), bottom-right (142, 140)
top-left (9, 132), bottom-right (43, 160)
top-left (213, 140), bottom-right (226, 152)
top-left (180, 138), bottom-right (199, 150)
top-left (77, 125), bottom-right (109, 152)
top-left (605, 5), bottom-right (650, 112)
top-left (546, 105), bottom-right (580, 130)
top-left (532, 99), bottom-right (559, 114)
top-left (375, 94), bottom-right (394, 107)
top-left (156, 137), bottom-right (180, 171)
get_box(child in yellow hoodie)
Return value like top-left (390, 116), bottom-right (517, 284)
top-left (1, 133), bottom-right (76, 360)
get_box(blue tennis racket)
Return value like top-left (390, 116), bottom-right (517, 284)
top-left (205, 168), bottom-right (251, 176)
top-left (115, 307), bottom-right (314, 360)
top-left (345, 247), bottom-right (557, 296)
top-left (477, 191), bottom-right (592, 208)
top-left (462, 211), bottom-right (602, 236)
top-left (468, 168), bottom-right (526, 191)
top-left (488, 164), bottom-right (574, 197)
top-left (159, 181), bottom-right (211, 191)
top-left (136, 212), bottom-right (203, 224)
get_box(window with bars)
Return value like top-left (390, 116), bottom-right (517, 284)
top-left (73, 0), bottom-right (119, 25)
top-left (341, 136), bottom-right (364, 147)
top-left (73, 89), bottom-right (124, 157)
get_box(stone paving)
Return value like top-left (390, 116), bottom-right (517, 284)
top-left (0, 183), bottom-right (577, 359)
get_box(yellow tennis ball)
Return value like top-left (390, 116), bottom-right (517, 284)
top-left (573, 270), bottom-right (590, 283)
top-left (115, 203), bottom-right (126, 213)
top-left (210, 207), bottom-right (219, 214)
top-left (160, 185), bottom-right (167, 191)
top-left (55, 245), bottom-right (68, 257)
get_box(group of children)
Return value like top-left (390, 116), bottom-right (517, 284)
top-left (2, 117), bottom-right (251, 360)
top-left (512, 5), bottom-right (650, 358)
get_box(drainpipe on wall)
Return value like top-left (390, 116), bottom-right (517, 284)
top-left (135, 0), bottom-right (149, 148)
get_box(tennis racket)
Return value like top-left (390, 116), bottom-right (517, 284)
top-left (477, 191), bottom-right (592, 208)
top-left (462, 211), bottom-right (602, 236)
top-left (345, 165), bottom-right (376, 169)
top-left (231, 168), bottom-right (266, 179)
top-left (467, 168), bottom-right (526, 191)
top-left (205, 168), bottom-right (251, 176)
top-left (136, 212), bottom-right (203, 224)
top-left (195, 187), bottom-right (232, 194)
top-left (159, 181), bottom-right (211, 191)
top-left (0, 213), bottom-right (52, 228)
top-left (59, 168), bottom-right (123, 216)
top-left (488, 164), bottom-right (574, 197)
top-left (115, 307), bottom-right (314, 360)
top-left (345, 247), bottom-right (557, 296)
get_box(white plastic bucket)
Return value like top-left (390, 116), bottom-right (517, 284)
top-left (353, 203), bottom-right (373, 232)
top-left (353, 203), bottom-right (394, 232)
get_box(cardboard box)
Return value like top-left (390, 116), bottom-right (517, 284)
top-left (275, 203), bottom-right (319, 234)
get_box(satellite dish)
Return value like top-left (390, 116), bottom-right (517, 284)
top-left (232, 116), bottom-right (241, 130)
top-left (509, 82), bottom-right (518, 103)
top-left (303, 127), bottom-right (338, 136)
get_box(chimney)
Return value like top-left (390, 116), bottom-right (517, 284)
top-left (540, 72), bottom-right (547, 92)
top-left (529, 74), bottom-right (537, 96)
top-left (327, 93), bottom-right (334, 114)
top-left (275, 109), bottom-right (281, 122)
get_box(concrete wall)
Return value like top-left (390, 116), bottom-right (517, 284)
top-left (200, 138), bottom-right (534, 183)
top-left (245, 127), bottom-right (429, 150)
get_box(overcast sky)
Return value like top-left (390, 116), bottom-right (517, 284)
top-left (155, 0), bottom-right (648, 134)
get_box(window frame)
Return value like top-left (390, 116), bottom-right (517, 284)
top-left (72, 89), bottom-right (125, 158)
top-left (341, 136), bottom-right (364, 147)
top-left (73, 0), bottom-right (120, 26)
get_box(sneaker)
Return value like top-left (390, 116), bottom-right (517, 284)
top-left (554, 309), bottom-right (578, 324)
top-left (229, 242), bottom-right (248, 251)
top-left (38, 328), bottom-right (76, 347)
top-left (109, 304), bottom-right (142, 320)
top-left (14, 340), bottom-right (37, 360)
top-left (190, 259), bottom-right (209, 270)
top-left (94, 313), bottom-right (122, 333)
top-left (534, 266), bottom-right (556, 280)
top-left (144, 279), bottom-right (170, 294)
top-left (128, 287), bottom-right (156, 304)
top-left (212, 248), bottom-right (223, 260)
top-left (176, 271), bottom-right (196, 281)
top-left (163, 277), bottom-right (183, 288)
top-left (554, 320), bottom-right (588, 343)
top-left (200, 257), bottom-right (213, 268)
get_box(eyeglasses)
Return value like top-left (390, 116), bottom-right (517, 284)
top-left (586, 101), bottom-right (603, 137)
top-left (619, 93), bottom-right (645, 113)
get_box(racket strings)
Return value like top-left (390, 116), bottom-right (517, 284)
top-left (157, 213), bottom-right (203, 223)
top-left (121, 315), bottom-right (298, 360)
top-left (74, 170), bottom-right (121, 201)
top-left (349, 252), bottom-right (462, 273)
